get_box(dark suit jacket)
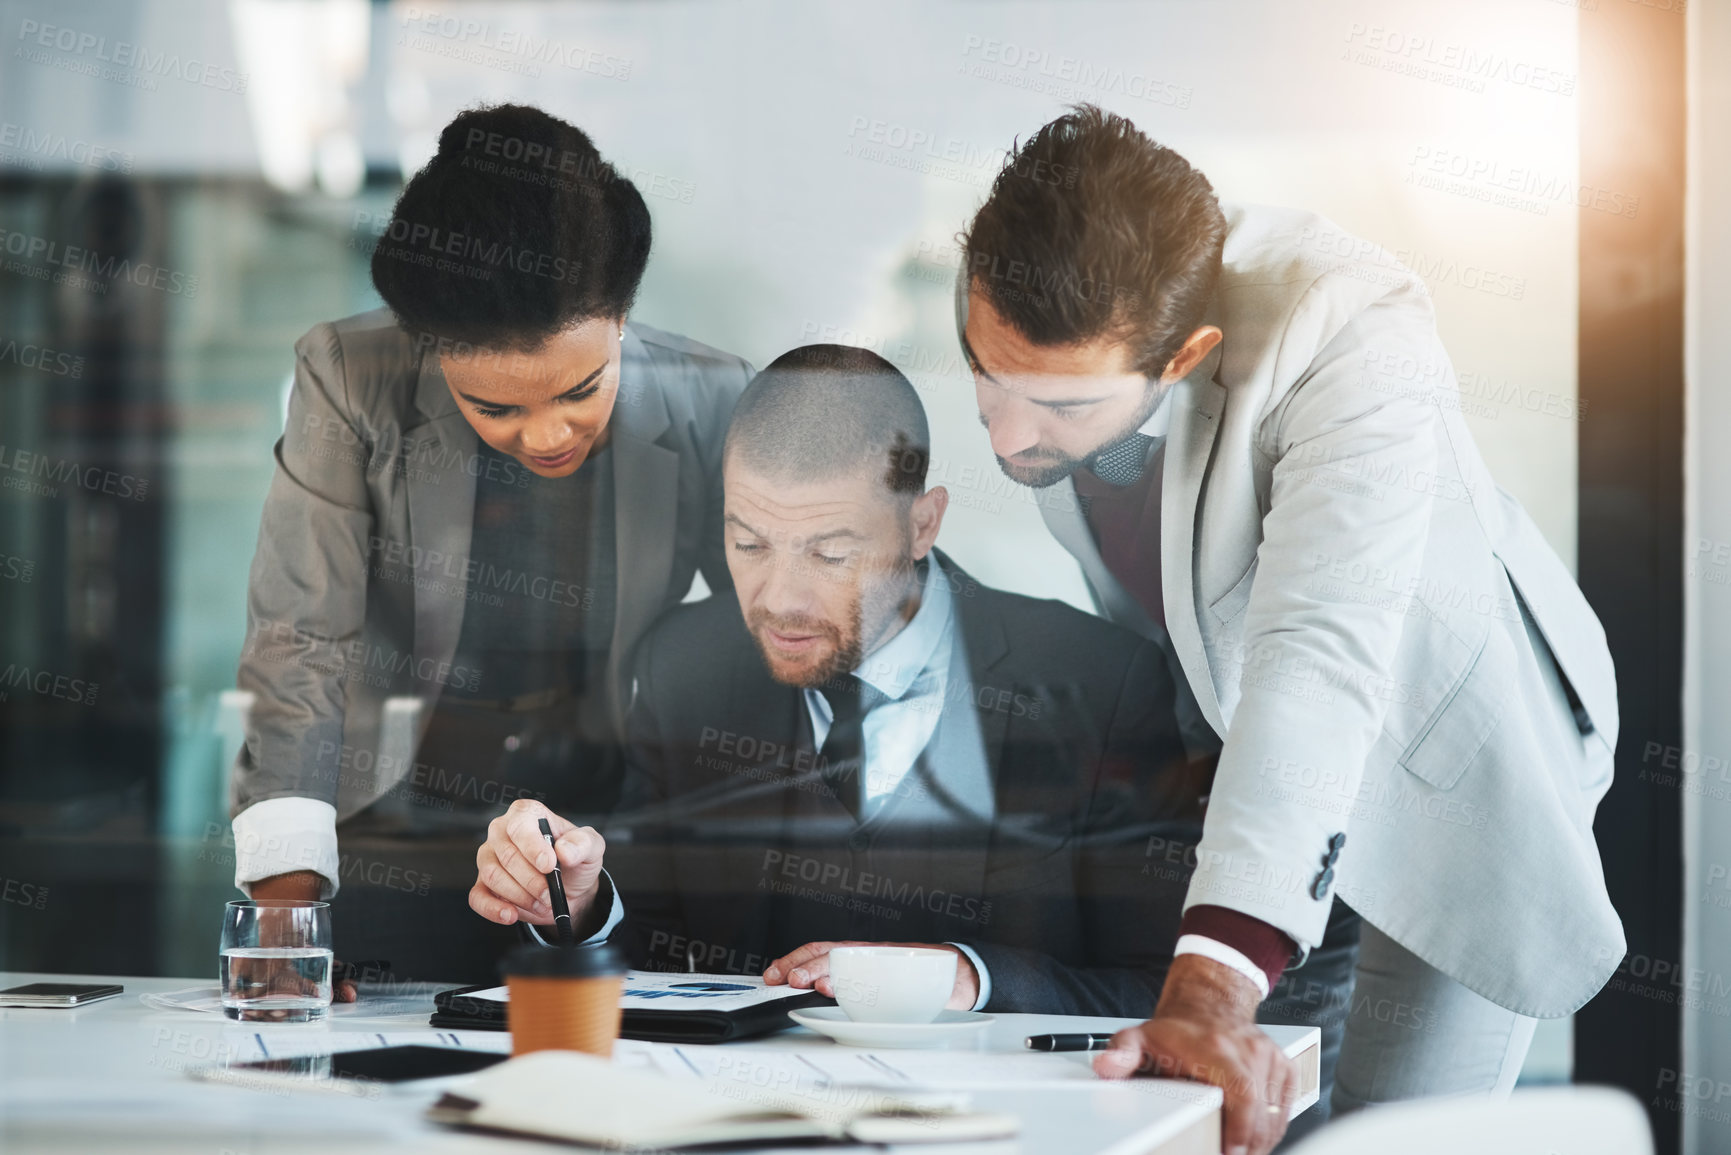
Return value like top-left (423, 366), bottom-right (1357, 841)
top-left (605, 553), bottom-right (1206, 1017)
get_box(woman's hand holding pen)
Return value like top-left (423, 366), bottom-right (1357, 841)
top-left (469, 799), bottom-right (606, 927)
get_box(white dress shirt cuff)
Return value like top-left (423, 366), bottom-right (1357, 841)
top-left (1174, 934), bottom-right (1272, 1000)
top-left (231, 797), bottom-right (341, 898)
top-left (946, 942), bottom-right (992, 1012)
top-left (525, 870), bottom-right (625, 947)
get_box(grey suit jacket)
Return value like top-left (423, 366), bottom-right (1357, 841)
top-left (959, 203), bottom-right (1623, 1017)
top-left (231, 308), bottom-right (751, 821)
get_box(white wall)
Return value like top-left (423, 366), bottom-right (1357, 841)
top-left (1684, 1), bottom-right (1731, 1151)
top-left (0, 0), bottom-right (1585, 606)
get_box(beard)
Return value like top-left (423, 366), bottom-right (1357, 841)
top-left (744, 552), bottom-right (919, 689)
top-left (993, 380), bottom-right (1169, 489)
top-left (995, 447), bottom-right (1090, 489)
top-left (747, 601), bottom-right (863, 689)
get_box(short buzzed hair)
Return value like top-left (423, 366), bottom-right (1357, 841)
top-left (725, 344), bottom-right (929, 501)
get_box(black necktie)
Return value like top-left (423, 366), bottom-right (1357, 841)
top-left (818, 675), bottom-right (871, 820)
top-left (1089, 431), bottom-right (1156, 487)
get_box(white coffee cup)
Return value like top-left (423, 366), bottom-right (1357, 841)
top-left (828, 946), bottom-right (956, 1023)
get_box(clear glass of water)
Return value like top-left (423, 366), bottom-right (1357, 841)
top-left (220, 899), bottom-right (334, 1023)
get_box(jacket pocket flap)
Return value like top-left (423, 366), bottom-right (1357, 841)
top-left (1207, 559), bottom-right (1258, 625)
top-left (1398, 621), bottom-right (1514, 791)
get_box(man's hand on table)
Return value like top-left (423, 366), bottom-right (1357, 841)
top-left (469, 798), bottom-right (606, 927)
top-left (249, 870), bottom-right (356, 1003)
top-left (764, 941), bottom-right (979, 1010)
top-left (1093, 953), bottom-right (1296, 1155)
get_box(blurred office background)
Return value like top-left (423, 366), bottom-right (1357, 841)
top-left (0, 0), bottom-right (1712, 1149)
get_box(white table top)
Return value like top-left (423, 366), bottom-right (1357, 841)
top-left (0, 971), bottom-right (1313, 1154)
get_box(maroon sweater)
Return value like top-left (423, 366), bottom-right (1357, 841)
top-left (1076, 450), bottom-right (1295, 991)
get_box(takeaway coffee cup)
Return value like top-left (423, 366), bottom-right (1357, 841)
top-left (502, 942), bottom-right (626, 1057)
top-left (828, 946), bottom-right (956, 1023)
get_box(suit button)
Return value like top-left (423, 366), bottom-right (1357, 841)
top-left (1311, 868), bottom-right (1335, 901)
top-left (1328, 832), bottom-right (1346, 852)
top-left (1323, 846), bottom-right (1341, 867)
top-left (849, 831), bottom-right (871, 852)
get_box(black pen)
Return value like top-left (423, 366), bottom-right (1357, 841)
top-left (1025, 1033), bottom-right (1114, 1052)
top-left (537, 817), bottom-right (575, 944)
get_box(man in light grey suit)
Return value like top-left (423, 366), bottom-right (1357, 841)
top-left (955, 106), bottom-right (1622, 1154)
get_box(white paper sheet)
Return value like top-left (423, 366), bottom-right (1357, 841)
top-left (140, 982), bottom-right (447, 1018)
top-left (139, 986), bottom-right (226, 1014)
top-left (462, 970), bottom-right (820, 1014)
top-left (612, 1037), bottom-right (1098, 1090)
top-left (223, 1027), bottom-right (511, 1063)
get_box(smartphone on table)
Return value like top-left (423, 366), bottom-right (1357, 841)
top-left (0, 982), bottom-right (124, 1007)
top-left (191, 1044), bottom-right (507, 1095)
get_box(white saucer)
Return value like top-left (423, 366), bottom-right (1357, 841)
top-left (787, 1006), bottom-right (994, 1048)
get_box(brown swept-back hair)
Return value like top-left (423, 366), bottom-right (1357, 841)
top-left (962, 105), bottom-right (1226, 379)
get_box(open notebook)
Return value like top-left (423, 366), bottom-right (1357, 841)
top-left (428, 1049), bottom-right (1018, 1148)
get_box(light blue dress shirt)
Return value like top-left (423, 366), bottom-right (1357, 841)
top-left (805, 557), bottom-right (954, 809)
top-left (803, 560), bottom-right (991, 1012)
top-left (557, 561), bottom-right (992, 1008)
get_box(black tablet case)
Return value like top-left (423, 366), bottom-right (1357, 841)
top-left (430, 984), bottom-right (834, 1044)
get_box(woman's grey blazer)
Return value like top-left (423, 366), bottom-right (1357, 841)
top-left (231, 308), bottom-right (751, 822)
